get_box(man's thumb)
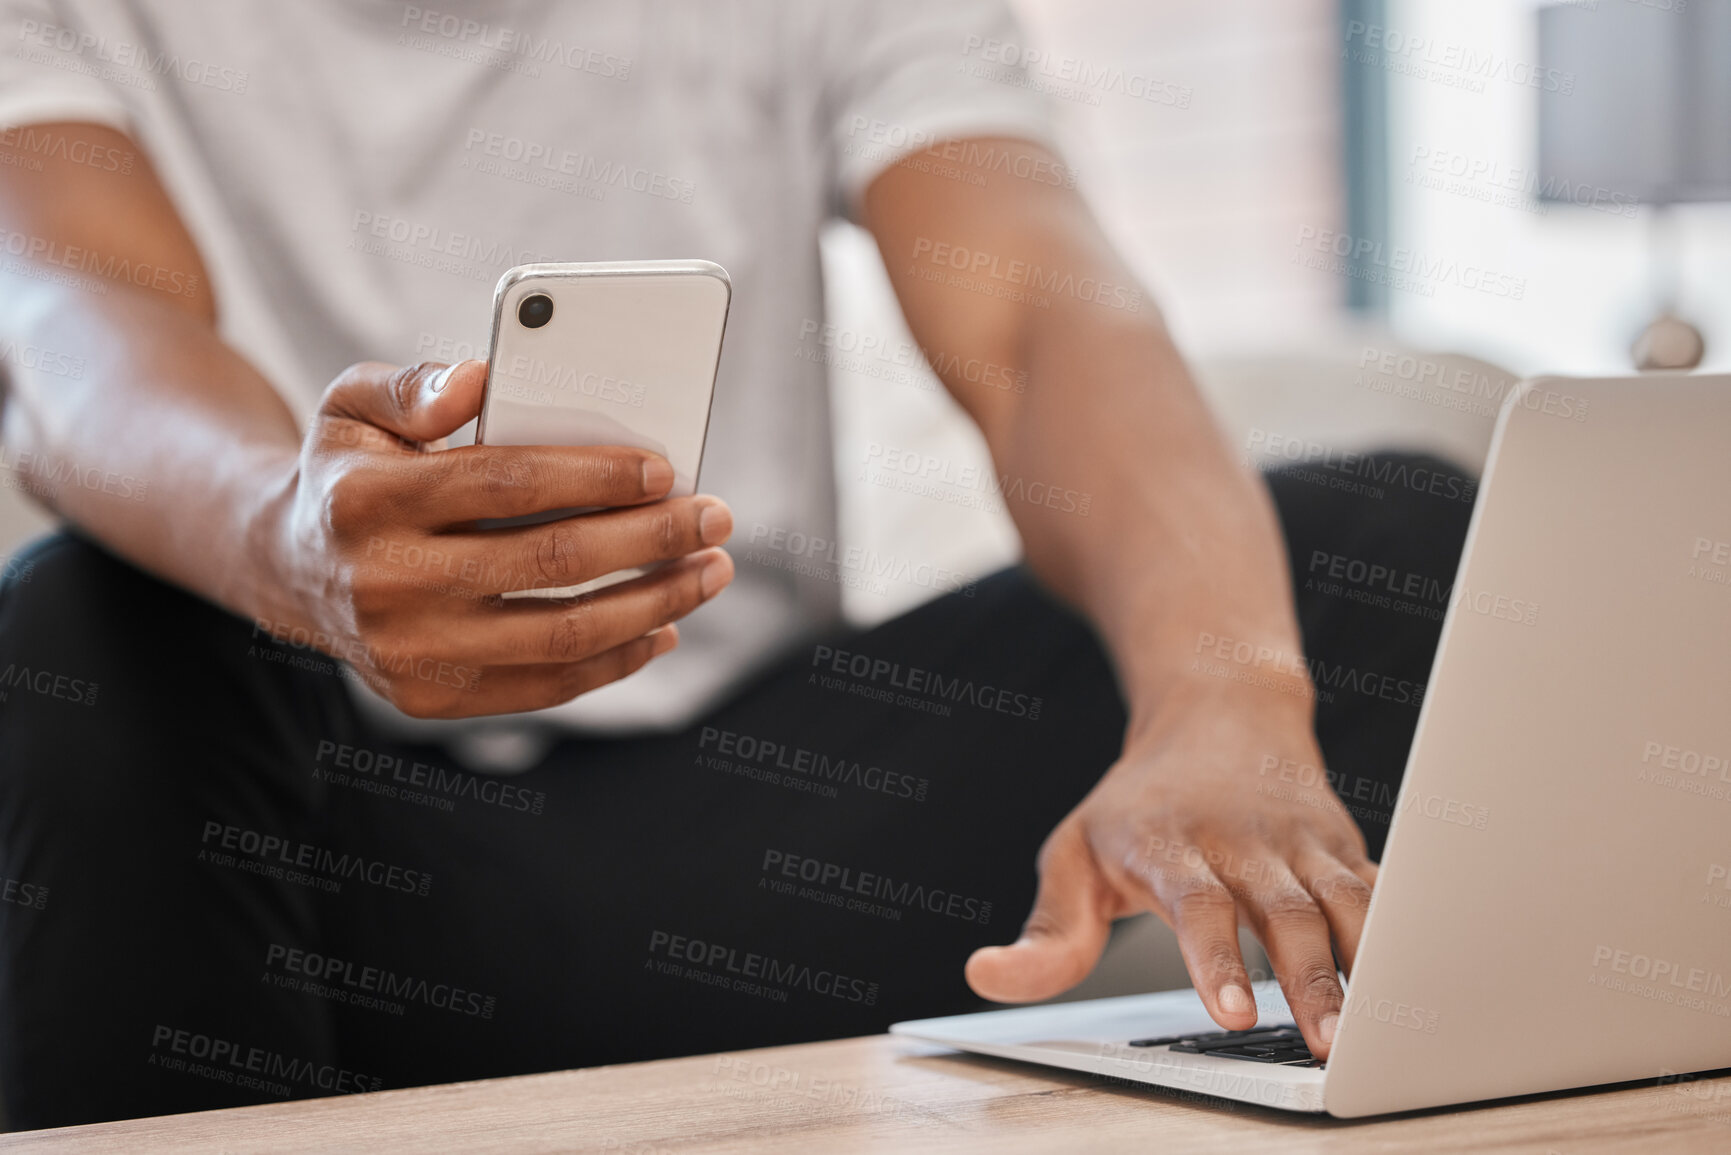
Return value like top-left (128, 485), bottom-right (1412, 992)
top-left (965, 826), bottom-right (1111, 1003)
top-left (319, 359), bottom-right (488, 445)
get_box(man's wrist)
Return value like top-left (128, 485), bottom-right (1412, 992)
top-left (1122, 641), bottom-right (1317, 749)
top-left (230, 452), bottom-right (309, 630)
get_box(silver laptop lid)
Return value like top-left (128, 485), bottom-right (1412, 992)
top-left (1326, 373), bottom-right (1731, 1117)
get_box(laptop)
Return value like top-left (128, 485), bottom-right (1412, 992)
top-left (892, 373), bottom-right (1731, 1117)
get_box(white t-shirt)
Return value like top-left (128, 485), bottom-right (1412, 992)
top-left (0, 0), bottom-right (1055, 746)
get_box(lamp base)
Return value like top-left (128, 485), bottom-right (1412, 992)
top-left (1632, 313), bottom-right (1705, 371)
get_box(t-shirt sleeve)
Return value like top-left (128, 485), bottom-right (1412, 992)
top-left (819, 0), bottom-right (1063, 222)
top-left (0, 0), bottom-right (133, 131)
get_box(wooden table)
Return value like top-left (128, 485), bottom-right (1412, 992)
top-left (6, 1034), bottom-right (1730, 1153)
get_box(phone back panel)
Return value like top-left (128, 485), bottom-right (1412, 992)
top-left (478, 261), bottom-right (730, 497)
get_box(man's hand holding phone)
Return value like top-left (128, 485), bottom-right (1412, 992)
top-left (261, 358), bottom-right (733, 719)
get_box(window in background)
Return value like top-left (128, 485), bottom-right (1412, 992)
top-left (1381, 0), bottom-right (1731, 375)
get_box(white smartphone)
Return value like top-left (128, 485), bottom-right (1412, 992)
top-left (476, 260), bottom-right (731, 598)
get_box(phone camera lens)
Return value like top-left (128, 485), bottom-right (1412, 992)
top-left (518, 293), bottom-right (554, 329)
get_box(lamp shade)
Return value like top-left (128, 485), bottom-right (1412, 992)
top-left (1538, 0), bottom-right (1731, 206)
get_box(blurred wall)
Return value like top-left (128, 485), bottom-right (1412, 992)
top-left (1011, 0), bottom-right (1348, 356)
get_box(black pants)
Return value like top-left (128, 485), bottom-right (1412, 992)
top-left (0, 454), bottom-right (1472, 1129)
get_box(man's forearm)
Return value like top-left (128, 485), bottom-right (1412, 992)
top-left (1002, 294), bottom-right (1311, 731)
top-left (862, 139), bottom-right (1311, 731)
top-left (0, 268), bottom-right (302, 622)
top-left (0, 122), bottom-right (305, 624)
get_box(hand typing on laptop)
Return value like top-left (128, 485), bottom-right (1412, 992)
top-left (862, 139), bottom-right (1376, 1063)
top-left (965, 663), bottom-right (1373, 1061)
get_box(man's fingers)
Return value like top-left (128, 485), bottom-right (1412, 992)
top-left (1236, 872), bottom-right (1345, 1059)
top-left (408, 442), bottom-right (681, 526)
top-left (315, 360), bottom-right (688, 531)
top-left (396, 549), bottom-right (732, 666)
top-left (372, 625), bottom-right (680, 720)
top-left (1296, 852), bottom-right (1376, 978)
top-left (1161, 876), bottom-right (1258, 1032)
top-left (320, 359), bottom-right (489, 445)
top-left (966, 822), bottom-right (1112, 1003)
top-left (449, 496), bottom-right (731, 592)
top-left (356, 497), bottom-right (731, 595)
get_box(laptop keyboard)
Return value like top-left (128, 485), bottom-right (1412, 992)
top-left (1127, 1024), bottom-right (1322, 1067)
